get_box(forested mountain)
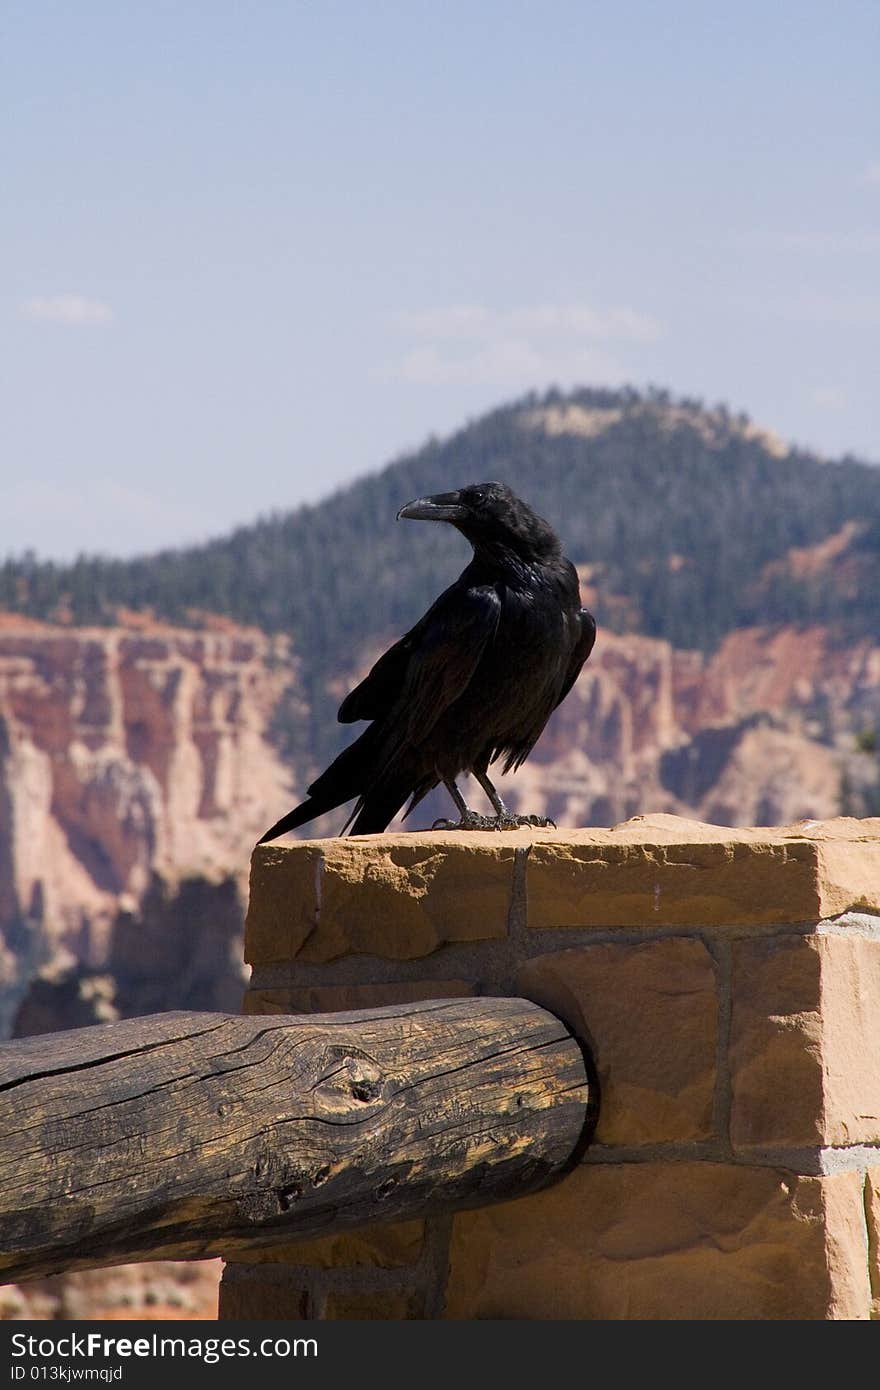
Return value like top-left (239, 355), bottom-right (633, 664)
top-left (3, 386), bottom-right (879, 761)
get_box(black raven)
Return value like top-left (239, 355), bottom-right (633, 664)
top-left (258, 481), bottom-right (596, 840)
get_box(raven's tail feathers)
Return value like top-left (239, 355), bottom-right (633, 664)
top-left (256, 799), bottom-right (324, 845)
top-left (257, 726), bottom-right (383, 844)
top-left (346, 782), bottom-right (413, 835)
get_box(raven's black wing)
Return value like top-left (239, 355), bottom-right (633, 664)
top-left (338, 631), bottom-right (413, 724)
top-left (258, 584), bottom-right (502, 844)
top-left (553, 607), bottom-right (597, 710)
top-left (339, 584), bottom-right (503, 834)
top-left (339, 584), bottom-right (502, 739)
top-left (496, 605), bottom-right (596, 776)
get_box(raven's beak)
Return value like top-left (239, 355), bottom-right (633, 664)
top-left (397, 491), bottom-right (468, 523)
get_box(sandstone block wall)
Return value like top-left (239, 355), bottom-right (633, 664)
top-left (219, 813), bottom-right (880, 1320)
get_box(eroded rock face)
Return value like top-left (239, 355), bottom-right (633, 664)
top-left (2, 612), bottom-right (879, 1034)
top-left (0, 615), bottom-right (299, 1032)
top-left (482, 626), bottom-right (880, 831)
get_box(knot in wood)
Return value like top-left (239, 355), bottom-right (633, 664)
top-left (314, 1048), bottom-right (385, 1107)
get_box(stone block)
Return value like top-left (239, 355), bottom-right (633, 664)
top-left (730, 935), bottom-right (824, 1149)
top-left (225, 1220), bottom-right (425, 1269)
top-left (730, 934), bottom-right (880, 1150)
top-left (245, 845), bottom-right (322, 965)
top-left (218, 1270), bottom-right (309, 1319)
top-left (518, 938), bottom-right (717, 1144)
top-left (523, 815), bottom-right (880, 930)
top-left (246, 836), bottom-right (514, 965)
top-left (819, 938), bottom-right (880, 1147)
top-left (526, 837), bottom-right (819, 930)
top-left (322, 1289), bottom-right (422, 1319)
top-left (443, 1163), bottom-right (871, 1319)
top-left (813, 830), bottom-right (880, 920)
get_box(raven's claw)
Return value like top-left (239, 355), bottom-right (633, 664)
top-left (431, 811), bottom-right (498, 831)
top-left (432, 812), bottom-right (556, 831)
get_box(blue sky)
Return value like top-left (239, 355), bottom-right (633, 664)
top-left (2, 1), bottom-right (878, 559)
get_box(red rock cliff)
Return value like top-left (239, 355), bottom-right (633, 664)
top-left (0, 614), bottom-right (298, 1031)
top-left (2, 612), bottom-right (879, 1032)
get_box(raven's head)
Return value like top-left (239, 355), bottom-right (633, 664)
top-left (397, 481), bottom-right (560, 560)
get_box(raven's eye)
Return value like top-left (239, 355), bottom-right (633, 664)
top-left (470, 489), bottom-right (485, 505)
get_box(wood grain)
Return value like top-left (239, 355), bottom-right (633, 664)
top-left (0, 998), bottom-right (591, 1282)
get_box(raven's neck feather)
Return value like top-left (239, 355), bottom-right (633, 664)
top-left (467, 543), bottom-right (563, 586)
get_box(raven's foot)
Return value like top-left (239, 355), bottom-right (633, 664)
top-left (431, 811), bottom-right (498, 831)
top-left (432, 812), bottom-right (557, 832)
top-left (498, 813), bottom-right (557, 829)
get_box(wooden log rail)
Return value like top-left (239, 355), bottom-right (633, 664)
top-left (0, 998), bottom-right (592, 1283)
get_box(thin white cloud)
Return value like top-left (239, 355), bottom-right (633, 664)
top-left (385, 300), bottom-right (660, 388)
top-left (22, 294), bottom-right (113, 327)
top-left (394, 302), bottom-right (661, 344)
top-left (395, 306), bottom-right (493, 339)
top-left (860, 162), bottom-right (880, 186)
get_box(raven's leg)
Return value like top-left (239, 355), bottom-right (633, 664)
top-left (431, 778), bottom-right (496, 831)
top-left (474, 770), bottom-right (557, 830)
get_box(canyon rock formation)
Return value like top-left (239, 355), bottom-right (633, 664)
top-left (0, 614), bottom-right (298, 1035)
top-left (2, 610), bottom-right (878, 1039)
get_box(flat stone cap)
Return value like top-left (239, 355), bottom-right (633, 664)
top-left (519, 812), bottom-right (880, 930)
top-left (583, 812), bottom-right (880, 847)
top-left (246, 814), bottom-right (880, 964)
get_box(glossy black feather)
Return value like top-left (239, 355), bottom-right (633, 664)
top-left (258, 482), bottom-right (596, 841)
